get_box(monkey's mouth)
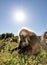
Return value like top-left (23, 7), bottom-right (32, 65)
top-left (18, 45), bottom-right (32, 54)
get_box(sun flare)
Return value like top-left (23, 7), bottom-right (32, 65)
top-left (13, 10), bottom-right (26, 22)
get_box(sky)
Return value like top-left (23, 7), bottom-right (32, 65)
top-left (0, 0), bottom-right (47, 35)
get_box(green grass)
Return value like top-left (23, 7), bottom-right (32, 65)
top-left (0, 39), bottom-right (47, 65)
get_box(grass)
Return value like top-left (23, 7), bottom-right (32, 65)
top-left (0, 39), bottom-right (47, 65)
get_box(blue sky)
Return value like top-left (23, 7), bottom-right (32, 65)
top-left (0, 0), bottom-right (47, 35)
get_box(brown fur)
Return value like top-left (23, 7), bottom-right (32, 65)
top-left (41, 31), bottom-right (47, 50)
top-left (18, 28), bottom-right (40, 55)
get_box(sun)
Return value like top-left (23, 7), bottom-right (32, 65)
top-left (13, 10), bottom-right (26, 22)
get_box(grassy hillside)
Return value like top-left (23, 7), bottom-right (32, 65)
top-left (0, 36), bottom-right (47, 65)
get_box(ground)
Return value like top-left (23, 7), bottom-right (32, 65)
top-left (0, 38), bottom-right (47, 65)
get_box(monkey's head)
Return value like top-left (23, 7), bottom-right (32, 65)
top-left (18, 28), bottom-right (38, 49)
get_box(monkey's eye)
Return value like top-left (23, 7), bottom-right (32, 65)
top-left (20, 35), bottom-right (22, 37)
top-left (20, 35), bottom-right (23, 37)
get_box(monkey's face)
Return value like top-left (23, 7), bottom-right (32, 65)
top-left (19, 35), bottom-right (29, 49)
top-left (18, 30), bottom-right (30, 49)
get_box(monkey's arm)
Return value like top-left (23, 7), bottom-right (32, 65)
top-left (10, 46), bottom-right (21, 54)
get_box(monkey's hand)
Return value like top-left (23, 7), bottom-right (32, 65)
top-left (10, 47), bottom-right (18, 54)
top-left (10, 46), bottom-right (21, 54)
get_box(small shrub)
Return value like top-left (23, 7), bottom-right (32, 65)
top-left (12, 36), bottom-right (18, 43)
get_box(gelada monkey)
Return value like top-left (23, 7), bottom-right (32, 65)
top-left (11, 28), bottom-right (40, 55)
